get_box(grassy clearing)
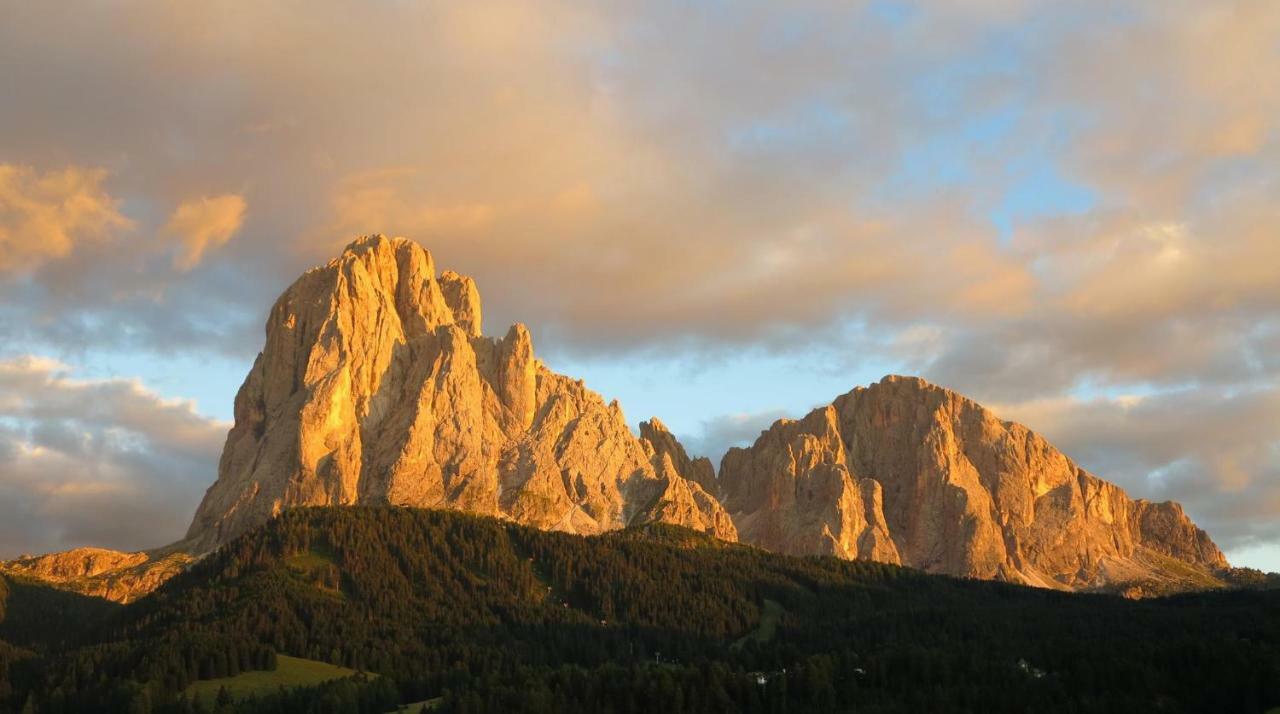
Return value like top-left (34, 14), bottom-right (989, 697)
top-left (286, 550), bottom-right (336, 570)
top-left (285, 547), bottom-right (347, 600)
top-left (732, 598), bottom-right (784, 649)
top-left (394, 698), bottom-right (443, 712)
top-left (1147, 552), bottom-right (1226, 589)
top-left (183, 655), bottom-right (359, 706)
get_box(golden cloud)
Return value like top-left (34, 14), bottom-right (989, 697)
top-left (164, 194), bottom-right (247, 271)
top-left (0, 164), bottom-right (132, 273)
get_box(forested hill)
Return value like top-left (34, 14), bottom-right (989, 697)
top-left (2, 507), bottom-right (1279, 713)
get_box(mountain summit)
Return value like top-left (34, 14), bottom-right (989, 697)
top-left (6, 236), bottom-right (1230, 601)
top-left (184, 235), bottom-right (735, 550)
top-left (717, 374), bottom-right (1227, 591)
top-left (183, 235), bottom-right (1223, 592)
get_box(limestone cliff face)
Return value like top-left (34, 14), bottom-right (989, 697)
top-left (719, 375), bottom-right (1227, 591)
top-left (719, 406), bottom-right (900, 563)
top-left (0, 548), bottom-right (194, 604)
top-left (640, 418), bottom-right (718, 495)
top-left (638, 419), bottom-right (736, 539)
top-left (185, 235), bottom-right (734, 551)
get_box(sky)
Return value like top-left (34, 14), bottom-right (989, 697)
top-left (0, 1), bottom-right (1277, 571)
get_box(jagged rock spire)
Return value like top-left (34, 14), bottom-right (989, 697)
top-left (186, 235), bottom-right (733, 550)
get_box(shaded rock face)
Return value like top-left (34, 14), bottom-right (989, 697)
top-left (0, 548), bottom-right (194, 604)
top-left (718, 406), bottom-right (900, 564)
top-left (186, 235), bottom-right (734, 551)
top-left (719, 375), bottom-right (1227, 591)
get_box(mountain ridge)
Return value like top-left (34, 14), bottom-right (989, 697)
top-left (718, 373), bottom-right (1226, 592)
top-left (1, 235), bottom-right (1232, 601)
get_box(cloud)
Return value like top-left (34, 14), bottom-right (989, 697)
top-left (679, 409), bottom-right (794, 466)
top-left (0, 2), bottom-right (1277, 557)
top-left (0, 164), bottom-right (132, 273)
top-left (0, 1), bottom-right (1056, 357)
top-left (0, 356), bottom-right (228, 557)
top-left (920, 203), bottom-right (1280, 401)
top-left (165, 193), bottom-right (246, 271)
top-left (0, 170), bottom-right (262, 357)
top-left (0, 2), bottom-right (1274, 364)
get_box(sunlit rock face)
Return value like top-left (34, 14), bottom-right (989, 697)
top-left (170, 236), bottom-right (1224, 595)
top-left (717, 405), bottom-right (901, 564)
top-left (0, 548), bottom-right (194, 604)
top-left (718, 375), bottom-right (1228, 591)
top-left (185, 235), bottom-right (735, 551)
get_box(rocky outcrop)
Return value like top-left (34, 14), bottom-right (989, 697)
top-left (719, 375), bottom-right (1227, 591)
top-left (640, 418), bottom-right (718, 495)
top-left (185, 235), bottom-right (734, 551)
top-left (0, 548), bottom-right (194, 604)
top-left (719, 406), bottom-right (900, 563)
top-left (638, 419), bottom-right (736, 539)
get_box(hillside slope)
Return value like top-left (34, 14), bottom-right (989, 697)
top-left (0, 549), bottom-right (194, 604)
top-left (3, 507), bottom-right (1276, 713)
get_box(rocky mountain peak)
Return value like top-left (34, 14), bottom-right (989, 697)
top-left (184, 235), bottom-right (1224, 592)
top-left (720, 374), bottom-right (1227, 591)
top-left (3, 240), bottom-right (1234, 602)
top-left (184, 236), bottom-right (732, 551)
top-left (639, 417), bottom-right (718, 496)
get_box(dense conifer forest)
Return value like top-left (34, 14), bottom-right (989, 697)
top-left (0, 507), bottom-right (1277, 713)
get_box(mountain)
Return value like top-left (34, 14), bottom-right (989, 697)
top-left (184, 235), bottom-right (734, 552)
top-left (5, 235), bottom-right (1230, 602)
top-left (717, 375), bottom-right (1227, 593)
top-left (0, 549), bottom-right (193, 604)
top-left (2, 507), bottom-right (1277, 713)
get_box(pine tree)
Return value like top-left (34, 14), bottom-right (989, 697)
top-left (215, 685), bottom-right (233, 710)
